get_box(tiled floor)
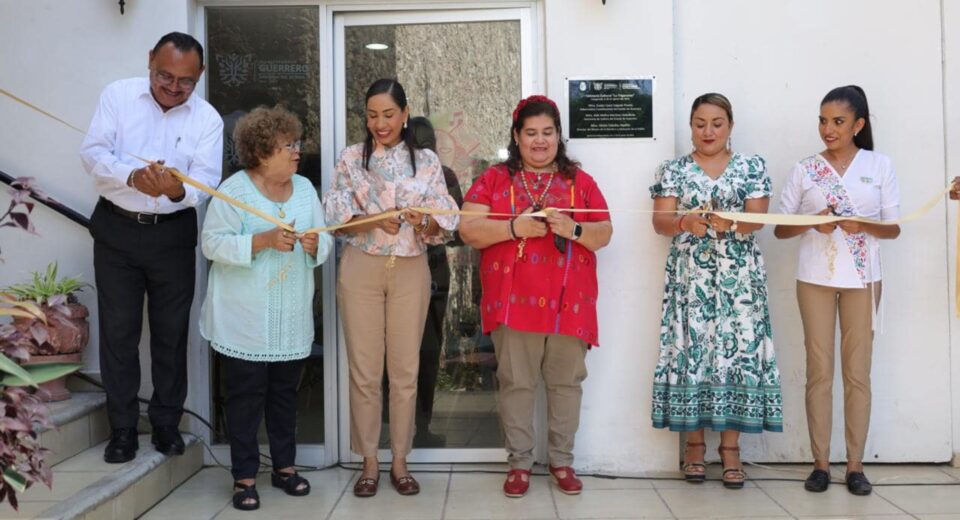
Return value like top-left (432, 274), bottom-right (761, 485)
top-left (141, 463), bottom-right (960, 520)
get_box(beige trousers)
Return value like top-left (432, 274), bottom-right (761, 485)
top-left (492, 325), bottom-right (588, 470)
top-left (797, 280), bottom-right (880, 463)
top-left (338, 245), bottom-right (430, 457)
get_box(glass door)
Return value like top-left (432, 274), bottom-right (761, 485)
top-left (202, 4), bottom-right (337, 467)
top-left (333, 7), bottom-right (537, 463)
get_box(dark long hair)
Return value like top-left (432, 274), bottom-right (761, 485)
top-left (821, 85), bottom-right (873, 151)
top-left (362, 78), bottom-right (417, 172)
top-left (503, 97), bottom-right (580, 179)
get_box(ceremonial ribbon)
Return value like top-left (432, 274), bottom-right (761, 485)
top-left (4, 87), bottom-right (959, 313)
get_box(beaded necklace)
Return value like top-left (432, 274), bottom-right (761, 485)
top-left (512, 170), bottom-right (556, 259)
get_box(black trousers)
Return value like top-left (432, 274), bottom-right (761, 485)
top-left (222, 355), bottom-right (305, 481)
top-left (89, 199), bottom-right (197, 429)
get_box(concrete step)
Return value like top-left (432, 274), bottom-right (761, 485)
top-left (0, 393), bottom-right (203, 519)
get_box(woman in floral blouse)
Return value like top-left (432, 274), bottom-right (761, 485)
top-left (460, 95), bottom-right (612, 498)
top-left (322, 79), bottom-right (458, 497)
top-left (650, 93), bottom-right (782, 489)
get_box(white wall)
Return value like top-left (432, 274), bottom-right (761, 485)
top-left (1, 0), bottom-right (958, 472)
top-left (945, 0), bottom-right (960, 464)
top-left (0, 0), bottom-right (203, 421)
top-left (544, 0), bottom-right (679, 473)
top-left (676, 0), bottom-right (951, 463)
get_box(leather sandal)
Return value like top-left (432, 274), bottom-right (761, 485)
top-left (271, 470), bottom-right (311, 496)
top-left (390, 471), bottom-right (420, 496)
top-left (232, 482), bottom-right (260, 511)
top-left (548, 465), bottom-right (583, 495)
top-left (718, 446), bottom-right (745, 489)
top-left (503, 469), bottom-right (531, 498)
top-left (681, 442), bottom-right (707, 483)
top-left (353, 474), bottom-right (379, 498)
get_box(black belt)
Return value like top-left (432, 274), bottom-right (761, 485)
top-left (99, 197), bottom-right (191, 225)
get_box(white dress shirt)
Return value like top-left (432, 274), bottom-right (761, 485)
top-left (779, 149), bottom-right (900, 288)
top-left (80, 77), bottom-right (223, 213)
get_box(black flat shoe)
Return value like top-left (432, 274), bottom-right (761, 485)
top-left (804, 469), bottom-right (830, 492)
top-left (232, 482), bottom-right (260, 511)
top-left (272, 470), bottom-right (311, 496)
top-left (103, 427), bottom-right (138, 463)
top-left (151, 425), bottom-right (185, 456)
top-left (846, 471), bottom-right (872, 496)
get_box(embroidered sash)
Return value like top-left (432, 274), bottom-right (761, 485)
top-left (802, 155), bottom-right (868, 284)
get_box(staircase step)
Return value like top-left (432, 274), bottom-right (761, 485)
top-left (1, 432), bottom-right (203, 519)
top-left (40, 392), bottom-right (110, 467)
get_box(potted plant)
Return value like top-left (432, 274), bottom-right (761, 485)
top-left (0, 177), bottom-right (80, 510)
top-left (5, 262), bottom-right (90, 401)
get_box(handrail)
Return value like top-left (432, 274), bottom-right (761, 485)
top-left (0, 170), bottom-right (90, 228)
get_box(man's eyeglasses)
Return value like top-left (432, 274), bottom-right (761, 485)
top-left (153, 70), bottom-right (198, 90)
top-left (284, 141), bottom-right (303, 153)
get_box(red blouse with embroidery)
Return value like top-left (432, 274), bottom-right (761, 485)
top-left (465, 165), bottom-right (610, 346)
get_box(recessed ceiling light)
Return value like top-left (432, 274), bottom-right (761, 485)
top-left (365, 43), bottom-right (389, 51)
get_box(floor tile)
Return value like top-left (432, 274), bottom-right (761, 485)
top-left (578, 475), bottom-right (655, 490)
top-left (764, 484), bottom-right (906, 517)
top-left (445, 476), bottom-right (556, 520)
top-left (916, 515), bottom-right (960, 520)
top-left (658, 486), bottom-right (788, 518)
top-left (875, 484), bottom-right (960, 515)
top-left (53, 435), bottom-right (152, 472)
top-left (554, 489), bottom-right (673, 519)
top-left (328, 472), bottom-right (448, 520)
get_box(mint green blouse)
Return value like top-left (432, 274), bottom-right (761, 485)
top-left (199, 171), bottom-right (333, 362)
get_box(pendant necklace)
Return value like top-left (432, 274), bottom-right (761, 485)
top-left (515, 169), bottom-right (556, 259)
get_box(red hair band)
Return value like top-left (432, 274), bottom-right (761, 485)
top-left (512, 95), bottom-right (559, 123)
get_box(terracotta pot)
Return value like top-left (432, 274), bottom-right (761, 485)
top-left (13, 302), bottom-right (90, 356)
top-left (21, 352), bottom-right (83, 402)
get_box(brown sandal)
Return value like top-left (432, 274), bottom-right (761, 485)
top-left (718, 446), bottom-right (745, 489)
top-left (353, 475), bottom-right (379, 497)
top-left (682, 442), bottom-right (706, 483)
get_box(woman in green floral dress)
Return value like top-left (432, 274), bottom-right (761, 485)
top-left (649, 93), bottom-right (782, 489)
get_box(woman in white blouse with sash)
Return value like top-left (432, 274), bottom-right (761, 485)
top-left (774, 85), bottom-right (900, 497)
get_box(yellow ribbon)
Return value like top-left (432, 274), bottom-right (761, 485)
top-left (4, 86), bottom-right (960, 310)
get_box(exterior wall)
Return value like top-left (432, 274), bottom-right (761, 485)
top-left (945, 0), bottom-right (960, 464)
top-left (0, 0), bottom-right (957, 472)
top-left (674, 0), bottom-right (951, 464)
top-left (544, 0), bottom-right (679, 473)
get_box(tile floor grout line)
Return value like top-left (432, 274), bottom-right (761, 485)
top-left (324, 469), bottom-right (355, 520)
top-left (871, 485), bottom-right (922, 520)
top-left (754, 481), bottom-right (798, 520)
top-left (651, 486), bottom-right (680, 520)
top-left (547, 476), bottom-right (561, 519)
top-left (439, 467), bottom-right (452, 520)
top-left (209, 497), bottom-right (232, 519)
top-left (935, 466), bottom-right (960, 481)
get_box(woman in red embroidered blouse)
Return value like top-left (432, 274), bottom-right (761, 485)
top-left (460, 95), bottom-right (612, 498)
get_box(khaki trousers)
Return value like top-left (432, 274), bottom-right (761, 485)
top-left (338, 246), bottom-right (430, 457)
top-left (797, 280), bottom-right (880, 463)
top-left (492, 325), bottom-right (588, 470)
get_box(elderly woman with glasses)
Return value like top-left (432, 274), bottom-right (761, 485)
top-left (460, 95), bottom-right (613, 498)
top-left (200, 105), bottom-right (333, 511)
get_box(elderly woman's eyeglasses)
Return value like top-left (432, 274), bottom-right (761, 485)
top-left (283, 141), bottom-right (303, 152)
top-left (153, 70), bottom-right (198, 90)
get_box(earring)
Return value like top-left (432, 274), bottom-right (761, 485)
top-left (403, 120), bottom-right (408, 129)
top-left (727, 137), bottom-right (732, 152)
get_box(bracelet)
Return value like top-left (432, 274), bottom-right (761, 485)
top-left (676, 214), bottom-right (687, 234)
top-left (127, 168), bottom-right (139, 189)
top-left (508, 218), bottom-right (518, 240)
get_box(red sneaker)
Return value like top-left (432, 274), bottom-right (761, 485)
top-left (549, 465), bottom-right (583, 495)
top-left (503, 469), bottom-right (531, 498)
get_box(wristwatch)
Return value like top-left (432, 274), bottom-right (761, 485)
top-left (571, 222), bottom-right (583, 241)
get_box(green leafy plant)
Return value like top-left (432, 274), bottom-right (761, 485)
top-left (6, 262), bottom-right (89, 306)
top-left (0, 179), bottom-right (81, 510)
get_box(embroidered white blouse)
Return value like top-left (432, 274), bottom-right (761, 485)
top-left (778, 149), bottom-right (900, 288)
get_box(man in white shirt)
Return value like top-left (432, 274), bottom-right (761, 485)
top-left (80, 32), bottom-right (223, 463)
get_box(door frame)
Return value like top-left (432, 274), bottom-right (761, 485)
top-left (330, 5), bottom-right (541, 464)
